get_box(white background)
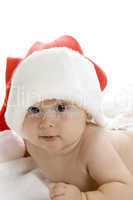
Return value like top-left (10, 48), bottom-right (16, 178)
top-left (0, 0), bottom-right (133, 117)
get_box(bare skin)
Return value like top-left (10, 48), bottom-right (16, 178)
top-left (22, 99), bottom-right (133, 200)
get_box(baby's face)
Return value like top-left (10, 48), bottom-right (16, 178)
top-left (22, 99), bottom-right (89, 152)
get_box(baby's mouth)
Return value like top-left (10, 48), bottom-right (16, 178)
top-left (39, 135), bottom-right (60, 141)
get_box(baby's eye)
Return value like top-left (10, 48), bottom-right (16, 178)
top-left (27, 106), bottom-right (40, 114)
top-left (55, 104), bottom-right (67, 112)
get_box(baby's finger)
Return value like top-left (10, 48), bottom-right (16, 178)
top-left (55, 182), bottom-right (68, 188)
top-left (48, 182), bottom-right (56, 190)
top-left (49, 182), bottom-right (67, 192)
top-left (50, 186), bottom-right (66, 197)
top-left (51, 197), bottom-right (63, 200)
top-left (51, 186), bottom-right (66, 194)
top-left (50, 192), bottom-right (65, 199)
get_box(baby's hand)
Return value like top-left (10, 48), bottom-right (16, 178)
top-left (48, 182), bottom-right (82, 200)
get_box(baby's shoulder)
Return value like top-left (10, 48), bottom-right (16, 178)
top-left (85, 123), bottom-right (133, 140)
top-left (81, 124), bottom-right (104, 154)
top-left (83, 124), bottom-right (133, 152)
top-left (83, 123), bottom-right (104, 142)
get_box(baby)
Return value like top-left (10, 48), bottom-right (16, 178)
top-left (1, 35), bottom-right (133, 200)
top-left (22, 98), bottom-right (133, 200)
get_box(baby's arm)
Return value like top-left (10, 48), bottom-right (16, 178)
top-left (0, 130), bottom-right (26, 162)
top-left (82, 131), bottom-right (133, 200)
top-left (48, 131), bottom-right (133, 200)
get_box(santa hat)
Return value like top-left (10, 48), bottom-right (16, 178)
top-left (0, 35), bottom-right (107, 135)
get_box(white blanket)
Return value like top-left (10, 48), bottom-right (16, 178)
top-left (0, 157), bottom-right (51, 200)
top-left (0, 131), bottom-right (51, 200)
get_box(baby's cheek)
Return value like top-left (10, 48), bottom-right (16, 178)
top-left (25, 123), bottom-right (41, 142)
top-left (22, 123), bottom-right (33, 139)
top-left (23, 117), bottom-right (36, 132)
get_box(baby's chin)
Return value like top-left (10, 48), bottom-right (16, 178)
top-left (37, 136), bottom-right (66, 154)
top-left (37, 136), bottom-right (82, 155)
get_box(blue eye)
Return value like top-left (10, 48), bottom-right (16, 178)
top-left (27, 106), bottom-right (40, 114)
top-left (56, 104), bottom-right (66, 112)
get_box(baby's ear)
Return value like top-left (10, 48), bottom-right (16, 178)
top-left (86, 118), bottom-right (92, 124)
top-left (86, 113), bottom-right (92, 122)
top-left (86, 114), bottom-right (98, 126)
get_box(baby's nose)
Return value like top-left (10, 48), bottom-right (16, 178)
top-left (39, 122), bottom-right (54, 129)
top-left (39, 117), bottom-right (55, 129)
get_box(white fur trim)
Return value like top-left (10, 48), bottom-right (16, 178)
top-left (5, 47), bottom-right (106, 135)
